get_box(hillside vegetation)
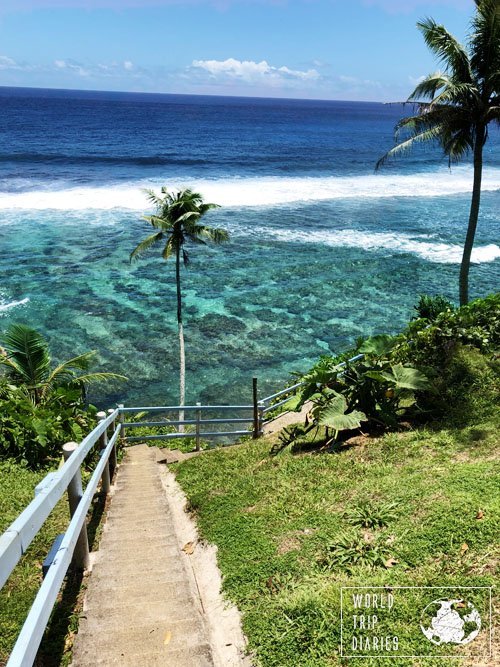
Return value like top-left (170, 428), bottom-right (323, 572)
top-left (174, 294), bottom-right (499, 666)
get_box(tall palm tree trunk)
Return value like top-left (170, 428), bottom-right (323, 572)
top-left (459, 125), bottom-right (485, 306)
top-left (175, 247), bottom-right (185, 432)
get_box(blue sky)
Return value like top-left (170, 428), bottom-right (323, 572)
top-left (0, 0), bottom-right (475, 100)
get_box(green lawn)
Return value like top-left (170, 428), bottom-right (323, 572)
top-left (174, 417), bottom-right (499, 666)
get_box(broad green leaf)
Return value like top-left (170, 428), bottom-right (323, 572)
top-left (384, 364), bottom-right (430, 390)
top-left (318, 394), bottom-right (367, 431)
top-left (358, 335), bottom-right (395, 357)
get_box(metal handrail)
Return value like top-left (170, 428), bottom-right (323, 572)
top-left (0, 409), bottom-right (118, 591)
top-left (7, 425), bottom-right (121, 666)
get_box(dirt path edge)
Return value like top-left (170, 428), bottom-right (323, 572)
top-left (158, 462), bottom-right (252, 667)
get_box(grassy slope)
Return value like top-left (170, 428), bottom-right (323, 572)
top-left (0, 462), bottom-right (70, 666)
top-left (0, 461), bottom-right (107, 667)
top-left (174, 416), bottom-right (499, 666)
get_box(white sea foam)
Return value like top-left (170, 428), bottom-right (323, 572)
top-left (252, 227), bottom-right (500, 264)
top-left (0, 165), bottom-right (498, 210)
top-left (0, 297), bottom-right (30, 313)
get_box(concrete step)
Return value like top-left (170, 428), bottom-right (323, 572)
top-left (75, 643), bottom-right (214, 667)
top-left (83, 581), bottom-right (194, 614)
top-left (76, 617), bottom-right (208, 653)
top-left (90, 555), bottom-right (187, 581)
top-left (78, 598), bottom-right (199, 634)
top-left (89, 565), bottom-right (188, 591)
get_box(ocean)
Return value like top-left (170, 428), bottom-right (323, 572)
top-left (0, 86), bottom-right (498, 407)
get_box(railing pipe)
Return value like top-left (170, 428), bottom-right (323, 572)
top-left (0, 410), bottom-right (118, 591)
top-left (7, 425), bottom-right (120, 667)
top-left (119, 405), bottom-right (253, 412)
top-left (122, 417), bottom-right (253, 428)
top-left (97, 414), bottom-right (111, 494)
top-left (252, 377), bottom-right (259, 439)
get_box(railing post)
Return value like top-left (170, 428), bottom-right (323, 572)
top-left (107, 408), bottom-right (117, 475)
top-left (196, 402), bottom-right (201, 452)
top-left (253, 377), bottom-right (259, 439)
top-left (97, 412), bottom-right (111, 494)
top-left (62, 442), bottom-right (90, 570)
top-left (258, 401), bottom-right (265, 437)
top-left (118, 404), bottom-right (125, 445)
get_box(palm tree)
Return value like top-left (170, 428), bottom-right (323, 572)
top-left (0, 323), bottom-right (123, 405)
top-left (376, 0), bottom-right (500, 305)
top-left (131, 187), bottom-right (229, 425)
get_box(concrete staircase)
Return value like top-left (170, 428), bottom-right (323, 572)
top-left (72, 445), bottom-right (214, 666)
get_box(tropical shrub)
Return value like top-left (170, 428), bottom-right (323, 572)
top-left (0, 324), bottom-right (125, 467)
top-left (413, 294), bottom-right (454, 321)
top-left (395, 293), bottom-right (500, 370)
top-left (296, 334), bottom-right (428, 431)
top-left (0, 381), bottom-right (98, 467)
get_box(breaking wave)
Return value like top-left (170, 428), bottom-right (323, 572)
top-left (0, 166), bottom-right (498, 210)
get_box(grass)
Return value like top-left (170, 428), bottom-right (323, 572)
top-left (173, 414), bottom-right (499, 666)
top-left (0, 460), bottom-right (109, 667)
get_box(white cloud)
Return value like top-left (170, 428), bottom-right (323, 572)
top-left (191, 58), bottom-right (319, 84)
top-left (53, 58), bottom-right (89, 76)
top-left (123, 60), bottom-right (134, 70)
top-left (0, 55), bottom-right (18, 69)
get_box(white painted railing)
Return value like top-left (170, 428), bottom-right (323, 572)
top-left (0, 409), bottom-right (120, 667)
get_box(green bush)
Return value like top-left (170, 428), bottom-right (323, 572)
top-left (0, 381), bottom-right (97, 468)
top-left (395, 293), bottom-right (500, 370)
top-left (413, 294), bottom-right (455, 321)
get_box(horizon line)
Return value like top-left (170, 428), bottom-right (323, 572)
top-left (0, 84), bottom-right (398, 106)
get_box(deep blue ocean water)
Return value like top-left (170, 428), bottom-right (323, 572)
top-left (0, 87), bottom-right (498, 406)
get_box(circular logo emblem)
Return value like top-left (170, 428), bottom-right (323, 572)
top-left (420, 599), bottom-right (481, 646)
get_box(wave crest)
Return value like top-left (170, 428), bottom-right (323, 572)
top-left (0, 166), bottom-right (498, 210)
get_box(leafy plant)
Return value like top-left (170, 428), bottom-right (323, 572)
top-left (312, 390), bottom-right (367, 436)
top-left (345, 501), bottom-right (399, 529)
top-left (300, 337), bottom-right (429, 430)
top-left (0, 324), bottom-right (125, 467)
top-left (0, 380), bottom-right (98, 467)
top-left (413, 294), bottom-right (455, 321)
top-left (318, 533), bottom-right (391, 571)
top-left (395, 293), bottom-right (500, 370)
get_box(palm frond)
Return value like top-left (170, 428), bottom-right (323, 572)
top-left (408, 72), bottom-right (449, 101)
top-left (63, 372), bottom-right (127, 386)
top-left (0, 324), bottom-right (51, 386)
top-left (162, 237), bottom-right (175, 261)
top-left (470, 0), bottom-right (500, 92)
top-left (130, 231), bottom-right (164, 262)
top-left (417, 18), bottom-right (473, 83)
top-left (376, 124), bottom-right (446, 170)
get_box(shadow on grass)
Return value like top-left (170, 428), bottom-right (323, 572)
top-left (35, 490), bottom-right (108, 667)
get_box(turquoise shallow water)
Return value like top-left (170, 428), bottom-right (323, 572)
top-left (0, 89), bottom-right (498, 407)
top-left (1, 193), bottom-right (498, 407)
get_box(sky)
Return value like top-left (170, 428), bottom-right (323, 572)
top-left (0, 0), bottom-right (476, 101)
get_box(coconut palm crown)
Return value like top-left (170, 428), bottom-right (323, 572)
top-left (131, 187), bottom-right (228, 417)
top-left (376, 0), bottom-right (500, 305)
